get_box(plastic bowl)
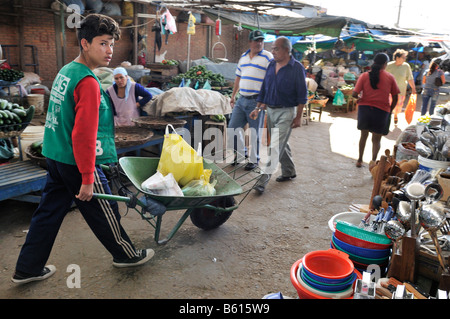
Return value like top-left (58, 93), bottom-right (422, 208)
top-left (332, 234), bottom-right (391, 259)
top-left (302, 249), bottom-right (354, 280)
top-left (300, 267), bottom-right (356, 292)
top-left (331, 237), bottom-right (390, 265)
top-left (329, 243), bottom-right (389, 275)
top-left (336, 221), bottom-right (392, 245)
top-left (328, 211), bottom-right (370, 231)
top-left (335, 229), bottom-right (392, 250)
top-left (297, 263), bottom-right (354, 299)
top-left (290, 259), bottom-right (361, 299)
top-left (301, 266), bottom-right (354, 285)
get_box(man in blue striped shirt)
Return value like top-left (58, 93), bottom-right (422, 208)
top-left (228, 30), bottom-right (273, 170)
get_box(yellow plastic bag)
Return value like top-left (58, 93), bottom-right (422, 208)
top-left (187, 13), bottom-right (196, 35)
top-left (157, 124), bottom-right (210, 187)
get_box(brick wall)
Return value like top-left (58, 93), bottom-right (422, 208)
top-left (0, 1), bottom-right (252, 88)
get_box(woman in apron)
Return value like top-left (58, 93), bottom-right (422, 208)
top-left (107, 67), bottom-right (152, 126)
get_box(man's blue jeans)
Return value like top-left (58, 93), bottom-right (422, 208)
top-left (227, 95), bottom-right (264, 164)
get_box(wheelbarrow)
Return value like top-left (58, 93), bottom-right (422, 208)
top-left (93, 155), bottom-right (261, 244)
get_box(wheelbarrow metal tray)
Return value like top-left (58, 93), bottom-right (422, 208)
top-left (119, 157), bottom-right (243, 210)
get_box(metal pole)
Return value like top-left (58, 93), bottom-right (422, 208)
top-left (187, 34), bottom-right (191, 70)
top-left (396, 0), bottom-right (403, 28)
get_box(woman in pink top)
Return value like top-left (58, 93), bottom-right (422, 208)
top-left (352, 53), bottom-right (400, 168)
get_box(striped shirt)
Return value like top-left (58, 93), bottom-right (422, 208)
top-left (236, 49), bottom-right (273, 96)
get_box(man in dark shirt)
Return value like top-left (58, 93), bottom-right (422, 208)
top-left (250, 36), bottom-right (308, 194)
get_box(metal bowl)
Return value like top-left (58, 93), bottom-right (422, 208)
top-left (419, 203), bottom-right (446, 231)
top-left (384, 220), bottom-right (406, 241)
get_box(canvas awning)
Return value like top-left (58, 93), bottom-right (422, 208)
top-left (203, 8), bottom-right (416, 38)
top-left (293, 33), bottom-right (407, 52)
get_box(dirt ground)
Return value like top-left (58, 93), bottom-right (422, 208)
top-left (1, 94), bottom-right (448, 299)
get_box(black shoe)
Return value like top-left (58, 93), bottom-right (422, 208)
top-left (113, 249), bottom-right (155, 268)
top-left (11, 265), bottom-right (56, 284)
top-left (254, 185), bottom-right (265, 194)
top-left (231, 154), bottom-right (247, 166)
top-left (276, 174), bottom-right (296, 182)
top-left (244, 162), bottom-right (258, 171)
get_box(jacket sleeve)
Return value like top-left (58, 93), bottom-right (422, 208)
top-left (72, 76), bottom-right (100, 185)
top-left (135, 83), bottom-right (153, 106)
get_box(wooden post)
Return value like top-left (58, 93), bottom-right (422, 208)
top-left (133, 2), bottom-right (138, 66)
top-left (369, 155), bottom-right (386, 210)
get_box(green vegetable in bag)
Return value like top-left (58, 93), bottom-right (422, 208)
top-left (181, 171), bottom-right (217, 196)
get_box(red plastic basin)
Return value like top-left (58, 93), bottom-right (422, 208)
top-left (302, 249), bottom-right (354, 280)
top-left (290, 259), bottom-right (361, 299)
top-left (335, 229), bottom-right (392, 250)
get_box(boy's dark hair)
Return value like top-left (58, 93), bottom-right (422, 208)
top-left (77, 14), bottom-right (121, 49)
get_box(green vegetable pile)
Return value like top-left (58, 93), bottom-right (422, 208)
top-left (172, 65), bottom-right (226, 86)
top-left (161, 59), bottom-right (179, 66)
top-left (30, 140), bottom-right (43, 156)
top-left (340, 84), bottom-right (355, 91)
top-left (0, 68), bottom-right (24, 83)
top-left (0, 99), bottom-right (35, 132)
top-left (209, 114), bottom-right (226, 122)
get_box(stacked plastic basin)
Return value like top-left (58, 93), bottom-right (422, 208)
top-left (290, 249), bottom-right (362, 299)
top-left (331, 221), bottom-right (392, 274)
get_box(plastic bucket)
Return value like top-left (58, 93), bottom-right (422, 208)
top-left (20, 125), bottom-right (45, 157)
top-left (418, 155), bottom-right (450, 172)
top-left (27, 94), bottom-right (45, 115)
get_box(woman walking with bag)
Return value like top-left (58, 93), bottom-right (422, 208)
top-left (420, 59), bottom-right (446, 116)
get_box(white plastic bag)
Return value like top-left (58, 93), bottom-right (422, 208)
top-left (141, 171), bottom-right (184, 196)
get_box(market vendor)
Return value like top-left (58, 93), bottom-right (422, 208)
top-left (107, 67), bottom-right (152, 126)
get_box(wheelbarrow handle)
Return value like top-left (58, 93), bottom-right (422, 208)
top-left (92, 193), bottom-right (131, 203)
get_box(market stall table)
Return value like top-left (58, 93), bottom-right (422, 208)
top-left (0, 161), bottom-right (47, 203)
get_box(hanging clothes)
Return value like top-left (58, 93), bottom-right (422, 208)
top-left (160, 8), bottom-right (177, 45)
top-left (152, 19), bottom-right (162, 51)
top-left (162, 9), bottom-right (177, 33)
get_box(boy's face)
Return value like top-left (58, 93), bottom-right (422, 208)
top-left (81, 34), bottom-right (114, 68)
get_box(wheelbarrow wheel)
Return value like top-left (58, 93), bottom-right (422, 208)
top-left (190, 196), bottom-right (236, 230)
